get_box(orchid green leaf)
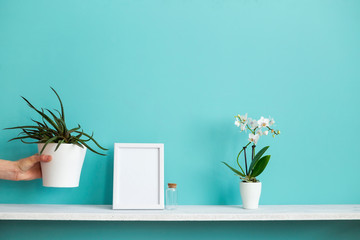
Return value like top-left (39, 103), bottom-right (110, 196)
top-left (222, 162), bottom-right (245, 177)
top-left (250, 155), bottom-right (270, 178)
top-left (249, 146), bottom-right (269, 173)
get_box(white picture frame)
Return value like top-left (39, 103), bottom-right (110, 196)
top-left (113, 143), bottom-right (164, 210)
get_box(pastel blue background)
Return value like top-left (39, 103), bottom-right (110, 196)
top-left (0, 0), bottom-right (359, 239)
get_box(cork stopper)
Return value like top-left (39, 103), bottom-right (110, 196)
top-left (168, 183), bottom-right (177, 188)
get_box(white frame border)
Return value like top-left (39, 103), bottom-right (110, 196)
top-left (113, 143), bottom-right (164, 210)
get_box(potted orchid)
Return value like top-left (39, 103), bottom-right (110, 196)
top-left (222, 113), bottom-right (280, 209)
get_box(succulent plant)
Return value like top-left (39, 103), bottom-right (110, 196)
top-left (5, 87), bottom-right (107, 156)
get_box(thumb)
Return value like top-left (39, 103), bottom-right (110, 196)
top-left (17, 154), bottom-right (51, 172)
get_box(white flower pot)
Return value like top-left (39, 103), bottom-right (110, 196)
top-left (240, 181), bottom-right (262, 209)
top-left (38, 143), bottom-right (87, 188)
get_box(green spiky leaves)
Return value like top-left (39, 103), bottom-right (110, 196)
top-left (5, 88), bottom-right (108, 156)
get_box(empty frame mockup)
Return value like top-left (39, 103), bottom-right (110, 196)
top-left (113, 143), bottom-right (164, 209)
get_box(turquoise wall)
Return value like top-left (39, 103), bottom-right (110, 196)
top-left (1, 0), bottom-right (360, 239)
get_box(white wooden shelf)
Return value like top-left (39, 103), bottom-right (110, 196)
top-left (0, 204), bottom-right (359, 221)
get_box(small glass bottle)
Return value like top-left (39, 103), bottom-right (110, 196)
top-left (166, 183), bottom-right (177, 210)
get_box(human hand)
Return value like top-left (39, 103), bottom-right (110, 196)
top-left (14, 154), bottom-right (52, 181)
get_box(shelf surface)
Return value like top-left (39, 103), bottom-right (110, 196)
top-left (0, 204), bottom-right (360, 221)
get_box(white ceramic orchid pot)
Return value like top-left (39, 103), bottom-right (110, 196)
top-left (240, 181), bottom-right (262, 209)
top-left (38, 143), bottom-right (87, 188)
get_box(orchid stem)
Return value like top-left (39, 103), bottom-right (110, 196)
top-left (236, 142), bottom-right (251, 174)
top-left (246, 125), bottom-right (255, 134)
top-left (252, 144), bottom-right (255, 161)
top-left (235, 149), bottom-right (246, 175)
top-left (243, 146), bottom-right (248, 175)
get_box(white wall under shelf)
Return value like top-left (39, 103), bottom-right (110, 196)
top-left (0, 204), bottom-right (359, 221)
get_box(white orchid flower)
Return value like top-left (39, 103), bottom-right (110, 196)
top-left (234, 119), bottom-right (241, 127)
top-left (248, 118), bottom-right (258, 129)
top-left (269, 118), bottom-right (275, 126)
top-left (239, 113), bottom-right (248, 123)
top-left (248, 133), bottom-right (260, 144)
top-left (263, 130), bottom-right (269, 135)
top-left (240, 123), bottom-right (246, 131)
top-left (257, 116), bottom-right (270, 128)
top-left (257, 129), bottom-right (263, 136)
